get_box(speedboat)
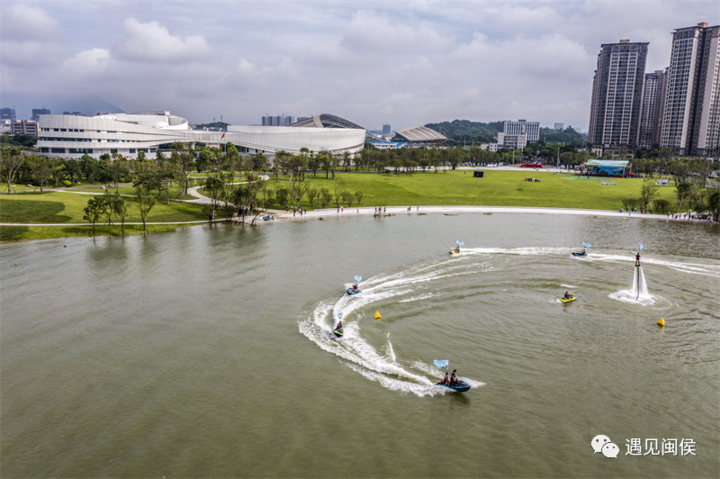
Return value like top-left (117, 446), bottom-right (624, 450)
top-left (437, 381), bottom-right (471, 393)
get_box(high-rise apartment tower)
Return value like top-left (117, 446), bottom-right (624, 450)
top-left (588, 40), bottom-right (648, 153)
top-left (638, 69), bottom-right (668, 149)
top-left (660, 23), bottom-right (720, 156)
top-left (32, 108), bottom-right (51, 122)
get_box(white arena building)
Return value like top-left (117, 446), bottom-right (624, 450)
top-left (37, 111), bottom-right (365, 159)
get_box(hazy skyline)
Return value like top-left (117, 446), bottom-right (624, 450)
top-left (2, 1), bottom-right (718, 130)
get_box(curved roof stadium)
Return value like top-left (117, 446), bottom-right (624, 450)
top-left (395, 126), bottom-right (447, 145)
top-left (37, 111), bottom-right (365, 159)
top-left (290, 114), bottom-right (364, 130)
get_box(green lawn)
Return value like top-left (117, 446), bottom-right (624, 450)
top-left (0, 224), bottom-right (199, 242)
top-left (0, 192), bottom-right (206, 225)
top-left (0, 169), bottom-right (688, 242)
top-left (268, 170), bottom-right (680, 211)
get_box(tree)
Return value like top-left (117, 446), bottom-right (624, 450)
top-left (204, 176), bottom-right (225, 215)
top-left (133, 170), bottom-right (165, 200)
top-left (101, 191), bottom-right (115, 225)
top-left (307, 186), bottom-right (318, 206)
top-left (654, 199), bottom-right (670, 214)
top-left (639, 178), bottom-right (659, 208)
top-left (333, 176), bottom-right (347, 208)
top-left (137, 150), bottom-right (147, 162)
top-left (63, 158), bottom-right (81, 183)
top-left (341, 190), bottom-right (353, 206)
top-left (224, 143), bottom-right (240, 177)
top-left (135, 185), bottom-right (156, 231)
top-left (197, 146), bottom-right (213, 172)
top-left (83, 196), bottom-right (104, 235)
top-left (675, 181), bottom-right (693, 213)
top-left (288, 176), bottom-right (310, 210)
top-left (252, 151), bottom-right (267, 171)
top-left (355, 191), bottom-right (364, 204)
top-left (112, 193), bottom-right (128, 235)
top-left (318, 187), bottom-right (333, 208)
top-left (32, 156), bottom-right (54, 192)
top-left (448, 147), bottom-right (464, 170)
top-left (0, 147), bottom-right (24, 193)
top-left (275, 187), bottom-right (289, 209)
top-left (707, 189), bottom-right (720, 222)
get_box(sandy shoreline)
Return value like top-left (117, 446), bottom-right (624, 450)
top-left (272, 205), bottom-right (699, 222)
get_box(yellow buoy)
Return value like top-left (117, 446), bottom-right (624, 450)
top-left (375, 311), bottom-right (382, 320)
top-left (657, 317), bottom-right (665, 327)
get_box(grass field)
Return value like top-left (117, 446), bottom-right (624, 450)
top-left (0, 191), bottom-right (207, 241)
top-left (0, 169), bottom-right (687, 242)
top-left (267, 170), bottom-right (681, 211)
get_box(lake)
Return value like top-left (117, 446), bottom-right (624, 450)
top-left (1, 213), bottom-right (718, 478)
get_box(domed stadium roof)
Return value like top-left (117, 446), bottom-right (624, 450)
top-left (395, 125), bottom-right (447, 143)
top-left (290, 114), bottom-right (364, 130)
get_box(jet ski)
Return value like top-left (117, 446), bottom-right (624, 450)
top-left (437, 381), bottom-right (471, 393)
top-left (346, 288), bottom-right (361, 295)
top-left (572, 251), bottom-right (587, 257)
top-left (560, 296), bottom-right (576, 303)
top-left (448, 249), bottom-right (460, 255)
top-left (332, 328), bottom-right (344, 337)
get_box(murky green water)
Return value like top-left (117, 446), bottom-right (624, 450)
top-left (1, 214), bottom-right (719, 478)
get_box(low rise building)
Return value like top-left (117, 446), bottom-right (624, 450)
top-left (480, 143), bottom-right (499, 152)
top-left (37, 111), bottom-right (364, 158)
top-left (12, 120), bottom-right (38, 135)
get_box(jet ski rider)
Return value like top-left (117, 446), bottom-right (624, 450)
top-left (564, 292), bottom-right (572, 299)
top-left (335, 320), bottom-right (343, 331)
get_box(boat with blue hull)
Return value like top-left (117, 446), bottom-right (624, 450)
top-left (437, 381), bottom-right (471, 393)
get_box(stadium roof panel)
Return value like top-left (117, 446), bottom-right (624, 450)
top-left (395, 126), bottom-right (447, 142)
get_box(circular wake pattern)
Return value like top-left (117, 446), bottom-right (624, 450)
top-left (299, 247), bottom-right (719, 396)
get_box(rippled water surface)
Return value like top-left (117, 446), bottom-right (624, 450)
top-left (2, 214), bottom-right (719, 478)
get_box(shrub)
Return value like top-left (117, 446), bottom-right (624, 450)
top-left (62, 180), bottom-right (73, 187)
top-left (654, 199), bottom-right (670, 214)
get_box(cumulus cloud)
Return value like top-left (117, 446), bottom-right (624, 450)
top-left (1, 1), bottom-right (717, 128)
top-left (1, 41), bottom-right (65, 68)
top-left (112, 18), bottom-right (210, 63)
top-left (64, 48), bottom-right (110, 70)
top-left (1, 3), bottom-right (60, 41)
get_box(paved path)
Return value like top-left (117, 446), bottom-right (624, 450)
top-left (184, 175), bottom-right (270, 204)
top-left (2, 205), bottom-right (713, 227)
top-left (275, 205), bottom-right (681, 222)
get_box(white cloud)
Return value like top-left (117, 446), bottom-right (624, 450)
top-left (1, 1), bottom-right (717, 128)
top-left (1, 3), bottom-right (60, 42)
top-left (1, 40), bottom-right (65, 68)
top-left (63, 48), bottom-right (110, 70)
top-left (112, 18), bottom-right (210, 63)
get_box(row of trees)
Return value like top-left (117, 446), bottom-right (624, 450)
top-left (622, 178), bottom-right (720, 220)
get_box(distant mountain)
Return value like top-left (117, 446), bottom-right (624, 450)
top-left (1, 94), bottom-right (124, 120)
top-left (425, 119), bottom-right (504, 137)
top-left (54, 95), bottom-right (125, 116)
top-left (425, 120), bottom-right (505, 145)
top-left (425, 120), bottom-right (586, 146)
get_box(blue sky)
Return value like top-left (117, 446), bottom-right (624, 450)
top-left (2, 1), bottom-right (718, 130)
